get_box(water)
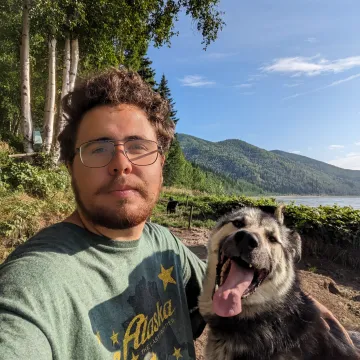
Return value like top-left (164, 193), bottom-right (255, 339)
top-left (273, 196), bottom-right (360, 209)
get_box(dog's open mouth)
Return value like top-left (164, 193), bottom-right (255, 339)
top-left (212, 250), bottom-right (269, 318)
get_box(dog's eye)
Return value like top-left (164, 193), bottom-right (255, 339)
top-left (232, 219), bottom-right (245, 228)
top-left (268, 234), bottom-right (278, 243)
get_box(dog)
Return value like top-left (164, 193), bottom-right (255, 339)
top-left (166, 198), bottom-right (179, 214)
top-left (199, 206), bottom-right (360, 360)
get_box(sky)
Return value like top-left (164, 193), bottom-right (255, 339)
top-left (147, 0), bottom-right (360, 170)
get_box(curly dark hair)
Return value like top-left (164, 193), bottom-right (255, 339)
top-left (58, 67), bottom-right (175, 163)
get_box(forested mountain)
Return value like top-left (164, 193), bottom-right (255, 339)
top-left (177, 134), bottom-right (360, 195)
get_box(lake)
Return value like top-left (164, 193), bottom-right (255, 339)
top-left (273, 196), bottom-right (360, 209)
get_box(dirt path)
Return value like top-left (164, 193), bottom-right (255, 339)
top-left (169, 227), bottom-right (360, 359)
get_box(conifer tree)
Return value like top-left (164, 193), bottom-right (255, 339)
top-left (157, 74), bottom-right (179, 124)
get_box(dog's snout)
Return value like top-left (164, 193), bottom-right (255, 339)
top-left (235, 230), bottom-right (259, 250)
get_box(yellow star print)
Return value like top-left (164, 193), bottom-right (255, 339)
top-left (158, 265), bottom-right (176, 291)
top-left (173, 347), bottom-right (182, 359)
top-left (150, 353), bottom-right (157, 360)
top-left (110, 330), bottom-right (119, 346)
top-left (113, 351), bottom-right (121, 360)
top-left (131, 353), bottom-right (139, 360)
top-left (95, 331), bottom-right (102, 344)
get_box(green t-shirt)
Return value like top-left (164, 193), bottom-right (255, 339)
top-left (0, 222), bottom-right (206, 360)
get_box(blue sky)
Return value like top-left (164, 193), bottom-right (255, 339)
top-left (148, 0), bottom-right (360, 170)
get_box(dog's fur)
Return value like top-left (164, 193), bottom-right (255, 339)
top-left (199, 206), bottom-right (360, 360)
top-left (166, 200), bottom-right (179, 214)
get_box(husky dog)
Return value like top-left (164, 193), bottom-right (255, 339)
top-left (199, 206), bottom-right (360, 360)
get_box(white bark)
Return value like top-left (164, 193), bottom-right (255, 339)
top-left (52, 37), bottom-right (70, 160)
top-left (43, 37), bottom-right (57, 153)
top-left (69, 38), bottom-right (79, 92)
top-left (20, 0), bottom-right (34, 153)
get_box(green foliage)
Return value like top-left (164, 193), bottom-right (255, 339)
top-left (307, 266), bottom-right (317, 273)
top-left (177, 133), bottom-right (360, 196)
top-left (284, 204), bottom-right (360, 249)
top-left (163, 136), bottom-right (266, 196)
top-left (1, 159), bottom-right (71, 198)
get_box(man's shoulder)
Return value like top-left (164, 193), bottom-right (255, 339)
top-left (2, 222), bottom-right (89, 267)
top-left (0, 223), bottom-right (92, 288)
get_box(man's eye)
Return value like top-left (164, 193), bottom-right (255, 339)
top-left (128, 144), bottom-right (148, 152)
top-left (92, 147), bottom-right (108, 154)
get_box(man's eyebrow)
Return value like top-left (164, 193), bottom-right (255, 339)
top-left (89, 135), bottom-right (147, 142)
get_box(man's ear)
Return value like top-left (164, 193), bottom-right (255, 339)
top-left (66, 162), bottom-right (72, 175)
top-left (160, 154), bottom-right (166, 168)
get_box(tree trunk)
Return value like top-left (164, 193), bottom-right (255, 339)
top-left (52, 37), bottom-right (70, 161)
top-left (43, 36), bottom-right (57, 154)
top-left (69, 38), bottom-right (79, 92)
top-left (20, 0), bottom-right (34, 153)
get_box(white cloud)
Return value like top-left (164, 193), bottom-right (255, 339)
top-left (262, 55), bottom-right (360, 76)
top-left (306, 37), bottom-right (317, 43)
top-left (291, 150), bottom-right (301, 154)
top-left (283, 73), bottom-right (360, 100)
top-left (235, 83), bottom-right (253, 88)
top-left (328, 145), bottom-right (345, 150)
top-left (307, 146), bottom-right (313, 151)
top-left (355, 141), bottom-right (360, 146)
top-left (179, 75), bottom-right (215, 87)
top-left (328, 153), bottom-right (360, 170)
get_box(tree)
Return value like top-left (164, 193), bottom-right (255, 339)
top-left (163, 136), bottom-right (187, 186)
top-left (157, 74), bottom-right (179, 125)
top-left (137, 56), bottom-right (157, 89)
top-left (20, 0), bottom-right (33, 153)
top-left (42, 36), bottom-right (56, 153)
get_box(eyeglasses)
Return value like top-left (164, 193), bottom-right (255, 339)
top-left (75, 139), bottom-right (162, 168)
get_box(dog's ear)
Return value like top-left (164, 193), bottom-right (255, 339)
top-left (288, 230), bottom-right (302, 263)
top-left (274, 204), bottom-right (285, 225)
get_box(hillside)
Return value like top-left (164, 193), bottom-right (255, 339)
top-left (177, 133), bottom-right (360, 195)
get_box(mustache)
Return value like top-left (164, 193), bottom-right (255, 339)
top-left (95, 177), bottom-right (148, 196)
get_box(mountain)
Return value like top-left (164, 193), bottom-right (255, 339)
top-left (177, 133), bottom-right (360, 195)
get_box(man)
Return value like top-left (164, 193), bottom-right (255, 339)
top-left (0, 68), bottom-right (356, 359)
top-left (0, 69), bottom-right (205, 360)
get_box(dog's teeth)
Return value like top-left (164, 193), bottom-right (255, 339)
top-left (249, 264), bottom-right (253, 268)
top-left (215, 284), bottom-right (219, 291)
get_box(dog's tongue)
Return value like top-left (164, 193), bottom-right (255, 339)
top-left (213, 260), bottom-right (254, 317)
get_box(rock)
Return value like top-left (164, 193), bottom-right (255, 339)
top-left (328, 281), bottom-right (341, 295)
top-left (352, 295), bottom-right (360, 302)
top-left (323, 280), bottom-right (342, 295)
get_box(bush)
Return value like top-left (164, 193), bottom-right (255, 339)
top-left (1, 161), bottom-right (70, 198)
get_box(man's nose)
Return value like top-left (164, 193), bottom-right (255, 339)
top-left (108, 146), bottom-right (133, 176)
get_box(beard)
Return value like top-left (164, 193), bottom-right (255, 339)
top-left (71, 176), bottom-right (161, 230)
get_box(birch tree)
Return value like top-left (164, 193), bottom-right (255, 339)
top-left (42, 36), bottom-right (56, 153)
top-left (68, 38), bottom-right (79, 92)
top-left (20, 0), bottom-right (33, 153)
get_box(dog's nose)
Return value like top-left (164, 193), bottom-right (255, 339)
top-left (235, 230), bottom-right (259, 250)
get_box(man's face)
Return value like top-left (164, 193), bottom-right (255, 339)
top-left (70, 104), bottom-right (164, 230)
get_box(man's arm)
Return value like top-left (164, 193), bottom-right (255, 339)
top-left (307, 294), bottom-right (355, 347)
top-left (0, 311), bottom-right (52, 359)
top-left (170, 232), bottom-right (207, 339)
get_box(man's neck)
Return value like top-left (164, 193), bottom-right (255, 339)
top-left (64, 210), bottom-right (145, 241)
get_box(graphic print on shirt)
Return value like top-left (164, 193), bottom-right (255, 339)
top-left (90, 255), bottom-right (193, 360)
